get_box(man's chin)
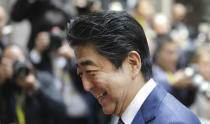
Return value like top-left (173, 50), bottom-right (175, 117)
top-left (102, 106), bottom-right (114, 115)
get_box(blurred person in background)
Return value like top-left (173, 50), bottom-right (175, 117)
top-left (10, 0), bottom-right (77, 50)
top-left (10, 0), bottom-right (73, 76)
top-left (189, 46), bottom-right (210, 123)
top-left (196, 23), bottom-right (210, 48)
top-left (108, 0), bottom-right (124, 11)
top-left (29, 31), bottom-right (52, 72)
top-left (133, 0), bottom-right (155, 57)
top-left (0, 5), bottom-right (8, 58)
top-left (152, 13), bottom-right (188, 69)
top-left (0, 45), bottom-right (66, 124)
top-left (73, 0), bottom-right (102, 15)
top-left (151, 13), bottom-right (171, 39)
top-left (171, 3), bottom-right (189, 47)
top-left (152, 35), bottom-right (196, 107)
top-left (171, 3), bottom-right (194, 66)
top-left (133, 0), bottom-right (154, 39)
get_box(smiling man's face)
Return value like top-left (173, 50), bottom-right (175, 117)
top-left (75, 44), bottom-right (132, 116)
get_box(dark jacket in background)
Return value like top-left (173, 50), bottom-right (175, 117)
top-left (0, 70), bottom-right (66, 124)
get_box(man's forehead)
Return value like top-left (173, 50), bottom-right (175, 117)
top-left (75, 53), bottom-right (104, 69)
top-left (74, 44), bottom-right (107, 68)
top-left (74, 44), bottom-right (98, 60)
top-left (74, 44), bottom-right (95, 52)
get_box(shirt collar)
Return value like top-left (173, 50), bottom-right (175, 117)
top-left (121, 79), bottom-right (157, 124)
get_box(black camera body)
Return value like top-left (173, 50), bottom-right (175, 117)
top-left (13, 58), bottom-right (31, 79)
top-left (48, 27), bottom-right (65, 51)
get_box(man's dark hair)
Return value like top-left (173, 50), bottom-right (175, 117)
top-left (66, 11), bottom-right (152, 81)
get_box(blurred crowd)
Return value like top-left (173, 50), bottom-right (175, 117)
top-left (0, 0), bottom-right (210, 124)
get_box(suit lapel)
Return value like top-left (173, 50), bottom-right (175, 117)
top-left (132, 85), bottom-right (167, 124)
top-left (131, 108), bottom-right (145, 124)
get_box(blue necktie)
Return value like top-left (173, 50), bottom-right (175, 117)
top-left (117, 118), bottom-right (124, 124)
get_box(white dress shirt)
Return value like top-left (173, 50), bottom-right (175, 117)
top-left (121, 79), bottom-right (157, 124)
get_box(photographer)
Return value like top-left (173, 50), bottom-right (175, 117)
top-left (190, 45), bottom-right (210, 123)
top-left (29, 31), bottom-right (52, 72)
top-left (29, 27), bottom-right (75, 72)
top-left (0, 45), bottom-right (66, 124)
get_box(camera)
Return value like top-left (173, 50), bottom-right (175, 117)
top-left (13, 58), bottom-right (31, 79)
top-left (185, 65), bottom-right (210, 99)
top-left (48, 27), bottom-right (65, 51)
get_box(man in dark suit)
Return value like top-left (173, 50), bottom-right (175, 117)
top-left (66, 11), bottom-right (201, 124)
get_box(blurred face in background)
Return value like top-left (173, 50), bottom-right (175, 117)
top-left (0, 45), bottom-right (25, 80)
top-left (172, 3), bottom-right (186, 22)
top-left (156, 42), bottom-right (179, 72)
top-left (0, 6), bottom-right (7, 34)
top-left (198, 53), bottom-right (210, 81)
top-left (152, 14), bottom-right (171, 35)
top-left (136, 0), bottom-right (154, 20)
top-left (2, 46), bottom-right (24, 65)
top-left (35, 32), bottom-right (50, 52)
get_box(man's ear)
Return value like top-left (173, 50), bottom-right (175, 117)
top-left (127, 51), bottom-right (141, 80)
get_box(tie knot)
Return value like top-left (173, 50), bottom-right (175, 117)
top-left (117, 118), bottom-right (124, 124)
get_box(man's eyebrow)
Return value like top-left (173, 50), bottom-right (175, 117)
top-left (77, 60), bottom-right (97, 67)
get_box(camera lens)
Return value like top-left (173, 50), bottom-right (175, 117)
top-left (13, 59), bottom-right (30, 79)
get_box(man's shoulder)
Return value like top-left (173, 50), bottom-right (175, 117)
top-left (154, 93), bottom-right (201, 124)
top-left (133, 85), bottom-right (200, 124)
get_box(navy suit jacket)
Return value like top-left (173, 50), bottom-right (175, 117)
top-left (131, 85), bottom-right (201, 124)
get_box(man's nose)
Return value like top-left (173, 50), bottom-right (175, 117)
top-left (81, 76), bottom-right (94, 92)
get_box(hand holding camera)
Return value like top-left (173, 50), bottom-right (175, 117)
top-left (49, 27), bottom-right (74, 59)
top-left (0, 56), bottom-right (37, 90)
top-left (16, 72), bottom-right (37, 91)
top-left (13, 58), bottom-right (38, 91)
